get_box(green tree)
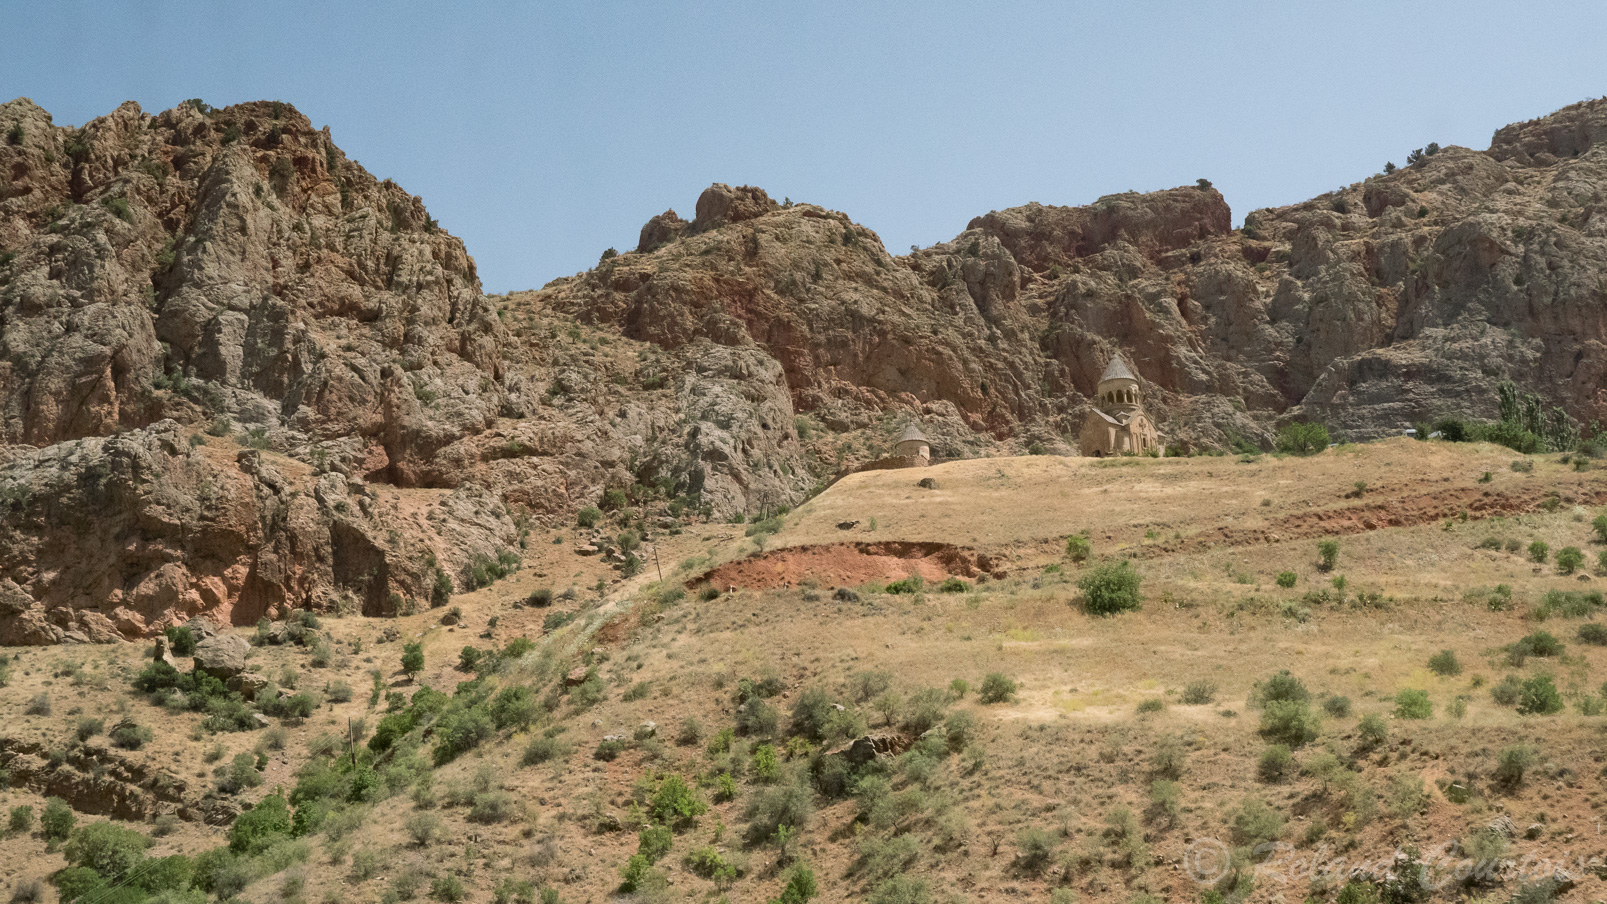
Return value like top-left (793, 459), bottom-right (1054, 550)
top-left (1393, 689), bottom-right (1433, 719)
top-left (1316, 540), bottom-right (1340, 572)
top-left (401, 641), bottom-right (425, 678)
top-left (649, 775), bottom-right (707, 830)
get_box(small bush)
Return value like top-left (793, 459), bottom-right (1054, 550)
top-left (576, 506), bottom-right (601, 528)
top-left (1529, 540), bottom-right (1549, 563)
top-left (405, 812), bottom-right (442, 847)
top-left (1393, 689), bottom-right (1433, 720)
top-left (1181, 680), bottom-right (1217, 704)
top-left (1076, 560), bottom-right (1142, 615)
top-left (1065, 534), bottom-right (1091, 562)
top-left (109, 721), bottom-right (153, 750)
top-left (1258, 744), bottom-right (1295, 782)
top-left (1136, 698), bottom-right (1165, 714)
top-left (1322, 695), bottom-right (1352, 718)
top-left (978, 673), bottom-right (1017, 704)
top-left (1275, 571), bottom-right (1297, 588)
top-left (938, 577), bottom-right (969, 593)
top-left (1229, 796), bottom-right (1285, 845)
top-left (1494, 744), bottom-right (1536, 788)
top-left (1014, 826), bottom-right (1058, 875)
top-left (1491, 674), bottom-right (1524, 706)
top-left (1556, 546), bottom-right (1585, 574)
top-left (1508, 630), bottom-right (1563, 665)
top-left (164, 626), bottom-right (197, 655)
top-left (1357, 713), bottom-right (1388, 749)
top-left (1427, 650), bottom-right (1462, 676)
top-left (1259, 700), bottom-right (1320, 748)
top-left (1316, 540), bottom-right (1339, 572)
top-left (1517, 675), bottom-right (1563, 715)
top-left (525, 588), bottom-right (554, 608)
top-left (1276, 422), bottom-right (1329, 456)
top-left (1578, 623), bottom-right (1607, 645)
top-left (24, 694), bottom-right (49, 716)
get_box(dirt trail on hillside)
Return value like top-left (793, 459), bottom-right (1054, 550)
top-left (691, 541), bottom-right (1005, 591)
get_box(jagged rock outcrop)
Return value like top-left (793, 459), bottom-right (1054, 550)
top-left (0, 419), bottom-right (518, 643)
top-left (8, 94), bottom-right (1607, 642)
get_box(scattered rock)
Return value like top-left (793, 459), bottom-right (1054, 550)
top-left (565, 667), bottom-right (590, 687)
top-left (635, 721), bottom-right (657, 741)
top-left (836, 521), bottom-right (859, 531)
top-left (833, 587), bottom-right (860, 602)
top-left (825, 733), bottom-right (911, 765)
top-left (440, 611), bottom-right (460, 626)
top-left (917, 477), bottom-right (939, 489)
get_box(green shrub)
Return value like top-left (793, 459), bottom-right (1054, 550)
top-left (1393, 689), bottom-right (1432, 719)
top-left (1014, 826), bottom-right (1058, 875)
top-left (525, 588), bottom-right (554, 607)
top-left (576, 506), bottom-right (602, 528)
top-left (978, 672), bottom-right (1017, 704)
top-left (938, 577), bottom-right (969, 593)
top-left (1517, 675), bottom-right (1563, 715)
top-left (1427, 650), bottom-right (1462, 676)
top-left (1534, 589), bottom-right (1604, 618)
top-left (1529, 540), bottom-right (1549, 563)
top-left (1578, 623), bottom-right (1607, 645)
top-left (1508, 630), bottom-right (1563, 665)
top-left (1229, 796), bottom-right (1285, 845)
top-left (1136, 698), bottom-right (1165, 714)
top-left (1252, 671), bottom-right (1310, 705)
top-left (1065, 534), bottom-right (1091, 562)
top-left (430, 874), bottom-right (466, 902)
top-left (1491, 674), bottom-right (1524, 706)
top-left (1316, 540), bottom-right (1340, 572)
top-left (649, 775), bottom-right (706, 830)
top-left (1275, 571), bottom-right (1297, 588)
top-left (109, 721), bottom-right (152, 750)
top-left (1494, 744), bottom-right (1536, 787)
top-left (884, 576), bottom-right (923, 594)
top-left (8, 805), bottom-right (33, 835)
top-left (742, 777), bottom-right (814, 844)
top-left (1258, 744), bottom-right (1295, 783)
top-left (1357, 713), bottom-right (1388, 748)
top-left (229, 794), bottom-right (291, 854)
top-left (164, 626), bottom-right (197, 655)
top-left (1181, 680), bottom-right (1217, 704)
top-left (40, 798), bottom-right (74, 841)
top-left (1077, 560), bottom-right (1142, 614)
top-left (1322, 695), bottom-right (1352, 718)
top-left (1556, 546), bottom-right (1585, 574)
top-left (64, 822), bottom-right (149, 880)
top-left (1276, 422), bottom-right (1330, 456)
top-left (1259, 700), bottom-right (1320, 748)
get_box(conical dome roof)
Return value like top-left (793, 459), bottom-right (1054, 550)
top-left (1099, 354), bottom-right (1137, 383)
top-left (897, 423), bottom-right (929, 444)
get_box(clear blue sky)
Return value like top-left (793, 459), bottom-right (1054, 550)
top-left (5, 1), bottom-right (1605, 293)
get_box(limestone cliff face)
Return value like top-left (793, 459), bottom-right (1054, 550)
top-left (5, 95), bottom-right (1607, 642)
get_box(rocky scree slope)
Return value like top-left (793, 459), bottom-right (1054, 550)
top-left (6, 96), bottom-right (1607, 642)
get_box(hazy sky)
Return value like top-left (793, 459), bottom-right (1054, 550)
top-left (6, 1), bottom-right (1606, 293)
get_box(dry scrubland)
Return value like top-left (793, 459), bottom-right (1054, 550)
top-left (5, 440), bottom-right (1607, 904)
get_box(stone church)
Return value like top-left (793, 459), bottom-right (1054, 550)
top-left (1079, 354), bottom-right (1161, 456)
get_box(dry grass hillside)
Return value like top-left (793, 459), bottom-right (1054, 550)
top-left (5, 440), bottom-right (1607, 904)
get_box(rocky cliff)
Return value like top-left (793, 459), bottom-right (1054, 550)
top-left (4, 95), bottom-right (1607, 642)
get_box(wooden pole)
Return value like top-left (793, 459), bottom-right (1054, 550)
top-left (653, 546), bottom-right (663, 582)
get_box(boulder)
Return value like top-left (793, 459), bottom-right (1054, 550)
top-left (825, 733), bottom-right (910, 765)
top-left (564, 667), bottom-right (590, 687)
top-left (192, 633), bottom-right (250, 680)
top-left (227, 672), bottom-right (270, 700)
top-left (183, 616), bottom-right (220, 641)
